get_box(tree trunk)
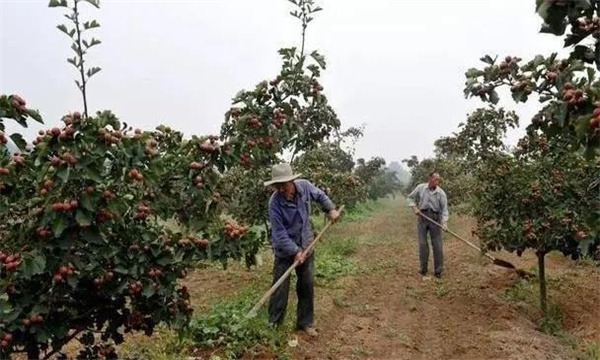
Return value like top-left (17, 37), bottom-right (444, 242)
top-left (26, 342), bottom-right (40, 360)
top-left (537, 250), bottom-right (548, 315)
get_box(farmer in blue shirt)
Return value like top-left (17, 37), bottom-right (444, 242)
top-left (265, 163), bottom-right (340, 337)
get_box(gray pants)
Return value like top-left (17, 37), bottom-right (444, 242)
top-left (268, 252), bottom-right (314, 329)
top-left (417, 210), bottom-right (443, 276)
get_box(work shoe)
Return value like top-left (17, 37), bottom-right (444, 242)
top-left (301, 326), bottom-right (318, 337)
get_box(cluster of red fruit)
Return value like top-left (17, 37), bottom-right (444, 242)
top-left (311, 80), bottom-right (324, 95)
top-left (41, 124), bottom-right (76, 145)
top-left (59, 151), bottom-right (78, 166)
top-left (98, 127), bottom-right (123, 145)
top-left (189, 161), bottom-right (205, 171)
top-left (522, 219), bottom-right (537, 240)
top-left (499, 56), bottom-right (520, 71)
top-left (0, 131), bottom-right (7, 145)
top-left (128, 168), bottom-right (144, 182)
top-left (269, 75), bottom-right (283, 86)
top-left (129, 280), bottom-right (143, 295)
top-left (51, 199), bottom-right (79, 212)
top-left (545, 70), bottom-right (559, 83)
top-left (0, 333), bottom-right (13, 348)
top-left (248, 117), bottom-right (263, 129)
top-left (53, 264), bottom-right (75, 282)
top-left (177, 234), bottom-right (209, 247)
top-left (561, 83), bottom-right (586, 108)
top-left (550, 169), bottom-right (565, 182)
top-left (10, 95), bottom-right (27, 113)
top-left (529, 182), bottom-right (542, 199)
top-left (133, 204), bottom-right (151, 220)
top-left (93, 271), bottom-right (115, 288)
top-left (575, 230), bottom-right (587, 240)
top-left (0, 253), bottom-right (21, 272)
top-left (98, 345), bottom-right (116, 358)
top-left (0, 167), bottom-right (9, 175)
top-left (144, 138), bottom-right (159, 156)
top-left (97, 208), bottom-right (115, 223)
top-left (509, 81), bottom-right (533, 95)
top-left (21, 315), bottom-right (43, 327)
top-left (224, 219), bottom-right (249, 239)
top-left (102, 189), bottom-right (116, 200)
top-left (561, 216), bottom-right (573, 226)
top-left (44, 179), bottom-right (59, 199)
top-left (36, 226), bottom-right (52, 239)
top-left (179, 299), bottom-right (192, 313)
top-left (200, 140), bottom-right (219, 153)
top-left (62, 112), bottom-right (82, 126)
top-left (192, 175), bottom-right (204, 189)
top-left (273, 108), bottom-right (285, 128)
top-left (241, 152), bottom-right (252, 166)
top-left (573, 17), bottom-right (600, 34)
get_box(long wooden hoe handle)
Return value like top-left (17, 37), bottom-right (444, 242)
top-left (246, 205), bottom-right (345, 319)
top-left (417, 211), bottom-right (497, 262)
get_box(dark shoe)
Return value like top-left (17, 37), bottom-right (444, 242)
top-left (419, 270), bottom-right (428, 276)
top-left (434, 273), bottom-right (442, 279)
top-left (300, 326), bottom-right (318, 337)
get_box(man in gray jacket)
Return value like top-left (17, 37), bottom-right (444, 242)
top-left (407, 172), bottom-right (449, 279)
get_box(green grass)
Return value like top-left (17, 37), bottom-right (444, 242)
top-left (315, 235), bottom-right (359, 285)
top-left (578, 341), bottom-right (600, 360)
top-left (185, 288), bottom-right (290, 359)
top-left (344, 200), bottom-right (378, 222)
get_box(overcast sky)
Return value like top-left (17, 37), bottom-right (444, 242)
top-left (0, 0), bottom-right (566, 165)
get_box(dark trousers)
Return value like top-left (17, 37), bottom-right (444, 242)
top-left (417, 209), bottom-right (444, 276)
top-left (268, 252), bottom-right (314, 330)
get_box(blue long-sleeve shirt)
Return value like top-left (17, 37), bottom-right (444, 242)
top-left (268, 179), bottom-right (336, 258)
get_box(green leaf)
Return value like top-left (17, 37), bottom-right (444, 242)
top-left (57, 166), bottom-right (70, 183)
top-left (75, 210), bottom-right (91, 227)
top-left (66, 275), bottom-right (79, 288)
top-left (114, 266), bottom-right (128, 275)
top-left (80, 195), bottom-right (95, 211)
top-left (82, 229), bottom-right (103, 244)
top-left (465, 68), bottom-right (484, 78)
top-left (36, 329), bottom-right (50, 343)
top-left (10, 133), bottom-right (27, 151)
top-left (20, 251), bottom-right (46, 278)
top-left (310, 51), bottom-right (326, 69)
top-left (56, 24), bottom-right (72, 37)
top-left (68, 57), bottom-right (78, 68)
top-left (565, 32), bottom-right (591, 47)
top-left (48, 0), bottom-right (68, 8)
top-left (26, 109), bottom-right (43, 123)
top-left (480, 55), bottom-right (495, 65)
top-left (539, 3), bottom-right (568, 35)
top-left (89, 38), bottom-right (102, 47)
top-left (489, 90), bottom-right (500, 105)
top-left (86, 166), bottom-right (103, 183)
top-left (52, 216), bottom-right (68, 237)
top-left (554, 102), bottom-right (569, 127)
top-left (87, 67), bottom-right (101, 78)
top-left (82, 0), bottom-right (100, 8)
top-left (142, 286), bottom-right (156, 298)
top-left (83, 20), bottom-right (101, 30)
top-left (156, 256), bottom-right (172, 266)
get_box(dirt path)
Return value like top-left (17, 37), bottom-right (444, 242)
top-left (283, 197), bottom-right (600, 360)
